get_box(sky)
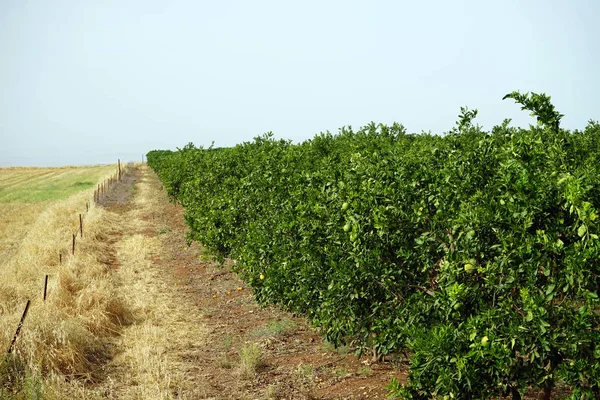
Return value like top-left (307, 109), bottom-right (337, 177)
top-left (0, 0), bottom-right (598, 167)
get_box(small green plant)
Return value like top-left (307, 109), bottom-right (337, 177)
top-left (238, 343), bottom-right (264, 379)
top-left (252, 319), bottom-right (297, 338)
top-left (221, 335), bottom-right (233, 350)
top-left (321, 341), bottom-right (349, 356)
top-left (295, 363), bottom-right (314, 378)
top-left (218, 354), bottom-right (232, 369)
top-left (386, 378), bottom-right (408, 400)
top-left (264, 384), bottom-right (281, 400)
top-left (331, 367), bottom-right (350, 378)
top-left (157, 225), bottom-right (171, 235)
top-left (0, 356), bottom-right (44, 400)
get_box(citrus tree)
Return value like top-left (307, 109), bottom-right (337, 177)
top-left (147, 92), bottom-right (600, 398)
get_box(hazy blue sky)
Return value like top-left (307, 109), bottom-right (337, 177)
top-left (0, 0), bottom-right (598, 167)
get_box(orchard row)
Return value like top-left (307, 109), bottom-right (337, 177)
top-left (148, 93), bottom-right (600, 398)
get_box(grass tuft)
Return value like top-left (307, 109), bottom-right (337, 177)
top-left (252, 319), bottom-right (298, 339)
top-left (238, 343), bottom-right (264, 379)
top-left (264, 384), bottom-right (282, 399)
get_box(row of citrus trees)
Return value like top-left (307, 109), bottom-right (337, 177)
top-left (147, 92), bottom-right (600, 399)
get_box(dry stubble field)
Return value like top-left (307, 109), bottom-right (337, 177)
top-left (0, 166), bottom-right (116, 262)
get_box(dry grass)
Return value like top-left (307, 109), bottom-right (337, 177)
top-left (90, 167), bottom-right (211, 399)
top-left (1, 165), bottom-right (214, 398)
top-left (0, 165), bottom-right (116, 262)
top-left (0, 203), bottom-right (46, 262)
top-left (99, 233), bottom-right (182, 399)
top-left (0, 165), bottom-right (128, 397)
top-left (264, 384), bottom-right (282, 400)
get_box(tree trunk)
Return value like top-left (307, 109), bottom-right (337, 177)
top-left (511, 387), bottom-right (522, 400)
top-left (538, 384), bottom-right (553, 400)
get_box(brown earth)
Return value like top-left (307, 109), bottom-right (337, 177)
top-left (94, 165), bottom-right (408, 399)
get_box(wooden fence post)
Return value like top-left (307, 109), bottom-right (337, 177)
top-left (7, 300), bottom-right (30, 354)
top-left (43, 275), bottom-right (48, 301)
top-left (79, 214), bottom-right (83, 238)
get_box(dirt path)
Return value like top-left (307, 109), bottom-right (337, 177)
top-left (93, 165), bottom-right (406, 399)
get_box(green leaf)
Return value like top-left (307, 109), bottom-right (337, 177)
top-left (526, 310), bottom-right (534, 322)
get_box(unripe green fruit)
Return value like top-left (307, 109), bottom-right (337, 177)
top-left (464, 263), bottom-right (476, 273)
top-left (341, 202), bottom-right (349, 211)
top-left (343, 223), bottom-right (351, 232)
top-left (481, 336), bottom-right (489, 347)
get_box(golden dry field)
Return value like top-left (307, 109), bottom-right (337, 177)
top-left (0, 164), bottom-right (125, 399)
top-left (0, 166), bottom-right (116, 263)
